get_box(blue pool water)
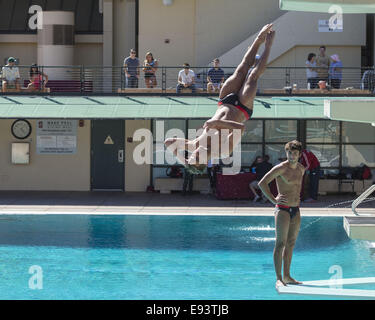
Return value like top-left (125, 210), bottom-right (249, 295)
top-left (0, 214), bottom-right (374, 300)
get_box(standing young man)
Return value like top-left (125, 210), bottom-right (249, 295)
top-left (124, 49), bottom-right (140, 88)
top-left (316, 45), bottom-right (330, 84)
top-left (258, 140), bottom-right (305, 288)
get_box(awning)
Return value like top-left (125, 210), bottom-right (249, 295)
top-left (0, 95), bottom-right (372, 120)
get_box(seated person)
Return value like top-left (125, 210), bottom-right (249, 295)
top-left (249, 155), bottom-right (273, 202)
top-left (1, 57), bottom-right (21, 92)
top-left (165, 24), bottom-right (275, 174)
top-left (27, 64), bottom-right (48, 91)
top-left (207, 58), bottom-right (225, 93)
top-left (176, 63), bottom-right (196, 93)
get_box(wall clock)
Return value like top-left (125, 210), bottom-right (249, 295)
top-left (11, 119), bottom-right (32, 139)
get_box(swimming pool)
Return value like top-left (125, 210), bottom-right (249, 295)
top-left (0, 214), bottom-right (374, 300)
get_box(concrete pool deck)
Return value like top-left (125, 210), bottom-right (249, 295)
top-left (0, 191), bottom-right (374, 216)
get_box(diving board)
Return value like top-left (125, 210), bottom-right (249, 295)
top-left (301, 277), bottom-right (375, 286)
top-left (277, 277), bottom-right (375, 298)
top-left (324, 99), bottom-right (375, 124)
top-left (279, 0), bottom-right (375, 13)
top-left (344, 216), bottom-right (375, 241)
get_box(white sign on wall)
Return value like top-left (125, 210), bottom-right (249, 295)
top-left (318, 19), bottom-right (343, 32)
top-left (36, 120), bottom-right (77, 154)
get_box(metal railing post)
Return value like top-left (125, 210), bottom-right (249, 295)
top-left (162, 66), bottom-right (166, 94)
top-left (120, 66), bottom-right (124, 91)
top-left (80, 65), bottom-right (84, 94)
top-left (285, 67), bottom-right (290, 87)
top-left (203, 67), bottom-right (207, 92)
top-left (41, 65), bottom-right (44, 93)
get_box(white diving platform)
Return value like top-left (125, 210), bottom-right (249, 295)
top-left (344, 216), bottom-right (375, 241)
top-left (324, 99), bottom-right (375, 124)
top-left (277, 277), bottom-right (375, 299)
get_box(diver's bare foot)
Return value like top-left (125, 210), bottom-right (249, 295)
top-left (276, 279), bottom-right (286, 288)
top-left (256, 24), bottom-right (273, 43)
top-left (283, 276), bottom-right (302, 285)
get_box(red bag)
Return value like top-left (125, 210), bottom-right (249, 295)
top-left (362, 165), bottom-right (372, 179)
top-left (166, 166), bottom-right (183, 178)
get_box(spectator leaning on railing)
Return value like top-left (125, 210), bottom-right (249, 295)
top-left (1, 57), bottom-right (21, 92)
top-left (207, 58), bottom-right (225, 93)
top-left (143, 52), bottom-right (158, 88)
top-left (316, 46), bottom-right (330, 84)
top-left (124, 49), bottom-right (140, 88)
top-left (329, 54), bottom-right (342, 89)
top-left (305, 53), bottom-right (318, 89)
top-left (176, 63), bottom-right (196, 93)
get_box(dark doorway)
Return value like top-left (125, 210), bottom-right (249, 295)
top-left (91, 120), bottom-right (125, 190)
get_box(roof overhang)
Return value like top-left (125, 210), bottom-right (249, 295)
top-left (0, 95), bottom-right (372, 120)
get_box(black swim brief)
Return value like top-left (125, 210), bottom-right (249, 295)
top-left (218, 93), bottom-right (253, 120)
top-left (275, 204), bottom-right (300, 219)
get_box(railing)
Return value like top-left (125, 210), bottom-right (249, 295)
top-left (352, 184), bottom-right (375, 215)
top-left (1, 65), bottom-right (374, 95)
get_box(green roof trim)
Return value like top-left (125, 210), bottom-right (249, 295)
top-left (0, 96), bottom-right (373, 120)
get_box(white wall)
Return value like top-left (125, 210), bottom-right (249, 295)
top-left (113, 0), bottom-right (136, 66)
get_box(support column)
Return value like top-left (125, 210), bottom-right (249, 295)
top-left (37, 11), bottom-right (75, 79)
top-left (103, 0), bottom-right (113, 92)
top-left (103, 0), bottom-right (113, 66)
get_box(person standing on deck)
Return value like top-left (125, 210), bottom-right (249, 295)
top-left (258, 140), bottom-right (305, 288)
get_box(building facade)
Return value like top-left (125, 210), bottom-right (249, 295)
top-left (0, 0), bottom-right (374, 193)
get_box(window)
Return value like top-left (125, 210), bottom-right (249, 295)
top-left (242, 120), bottom-right (263, 143)
top-left (149, 118), bottom-right (375, 187)
top-left (152, 119), bottom-right (186, 142)
top-left (306, 144), bottom-right (340, 167)
top-left (265, 144), bottom-right (287, 165)
top-left (241, 144), bottom-right (263, 166)
top-left (265, 120), bottom-right (297, 143)
top-left (53, 25), bottom-right (75, 45)
top-left (306, 120), bottom-right (340, 143)
top-left (342, 122), bottom-right (375, 143)
top-left (342, 145), bottom-right (375, 167)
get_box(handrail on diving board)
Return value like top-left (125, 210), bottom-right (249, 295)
top-left (352, 184), bottom-right (375, 215)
